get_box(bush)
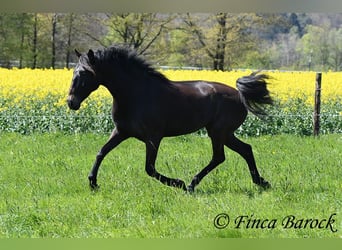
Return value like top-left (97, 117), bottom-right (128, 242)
top-left (1, 95), bottom-right (340, 136)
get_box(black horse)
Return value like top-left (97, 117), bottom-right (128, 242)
top-left (67, 46), bottom-right (273, 192)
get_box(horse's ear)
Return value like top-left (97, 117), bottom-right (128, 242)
top-left (75, 49), bottom-right (82, 58)
top-left (87, 49), bottom-right (95, 65)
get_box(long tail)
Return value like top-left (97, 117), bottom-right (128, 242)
top-left (236, 71), bottom-right (273, 118)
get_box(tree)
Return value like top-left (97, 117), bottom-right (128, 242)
top-left (328, 28), bottom-right (342, 71)
top-left (183, 13), bottom-right (264, 71)
top-left (213, 13), bottom-right (228, 70)
top-left (184, 13), bottom-right (225, 70)
top-left (268, 26), bottom-right (301, 69)
top-left (17, 13), bottom-right (34, 68)
top-left (65, 13), bottom-right (74, 69)
top-left (57, 14), bottom-right (101, 69)
top-left (51, 13), bottom-right (58, 69)
top-left (32, 13), bottom-right (38, 69)
top-left (1, 13), bottom-right (342, 70)
top-left (297, 24), bottom-right (331, 70)
top-left (0, 13), bottom-right (33, 68)
top-left (102, 13), bottom-right (174, 56)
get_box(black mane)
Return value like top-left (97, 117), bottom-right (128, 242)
top-left (95, 46), bottom-right (169, 83)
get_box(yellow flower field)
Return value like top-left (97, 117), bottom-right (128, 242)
top-left (0, 68), bottom-right (341, 107)
top-left (163, 70), bottom-right (342, 105)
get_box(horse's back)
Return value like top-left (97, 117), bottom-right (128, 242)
top-left (156, 80), bottom-right (245, 136)
top-left (172, 80), bottom-right (238, 96)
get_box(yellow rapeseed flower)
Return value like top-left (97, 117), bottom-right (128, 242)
top-left (0, 68), bottom-right (341, 108)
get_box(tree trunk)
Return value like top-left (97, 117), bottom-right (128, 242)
top-left (32, 14), bottom-right (38, 69)
top-left (19, 14), bottom-right (26, 69)
top-left (184, 13), bottom-right (228, 71)
top-left (51, 14), bottom-right (57, 69)
top-left (65, 13), bottom-right (74, 69)
top-left (214, 13), bottom-right (227, 71)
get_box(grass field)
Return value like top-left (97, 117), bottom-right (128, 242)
top-left (0, 133), bottom-right (340, 238)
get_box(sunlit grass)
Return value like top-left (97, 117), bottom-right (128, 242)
top-left (0, 133), bottom-right (341, 238)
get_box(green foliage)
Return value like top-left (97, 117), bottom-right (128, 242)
top-left (0, 95), bottom-right (113, 134)
top-left (0, 133), bottom-right (340, 238)
top-left (1, 95), bottom-right (340, 136)
top-left (1, 13), bottom-right (342, 70)
top-left (237, 98), bottom-right (342, 137)
top-left (0, 13), bottom-right (33, 68)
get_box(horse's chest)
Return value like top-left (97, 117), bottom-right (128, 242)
top-left (113, 105), bottom-right (150, 136)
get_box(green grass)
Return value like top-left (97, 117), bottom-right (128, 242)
top-left (0, 133), bottom-right (341, 238)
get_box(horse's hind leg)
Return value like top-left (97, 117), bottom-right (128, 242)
top-left (225, 134), bottom-right (270, 188)
top-left (145, 138), bottom-right (187, 191)
top-left (187, 134), bottom-right (225, 192)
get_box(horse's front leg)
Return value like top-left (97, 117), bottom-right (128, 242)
top-left (145, 138), bottom-right (187, 191)
top-left (88, 128), bottom-right (127, 189)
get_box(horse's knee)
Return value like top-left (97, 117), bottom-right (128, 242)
top-left (243, 143), bottom-right (254, 158)
top-left (213, 154), bottom-right (225, 165)
top-left (218, 154), bottom-right (225, 164)
top-left (244, 143), bottom-right (252, 152)
top-left (95, 151), bottom-right (105, 162)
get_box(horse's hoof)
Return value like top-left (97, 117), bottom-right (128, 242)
top-left (186, 185), bottom-right (195, 193)
top-left (89, 183), bottom-right (99, 190)
top-left (88, 176), bottom-right (99, 190)
top-left (171, 179), bottom-right (187, 191)
top-left (89, 181), bottom-right (99, 190)
top-left (262, 181), bottom-right (271, 189)
top-left (258, 178), bottom-right (271, 189)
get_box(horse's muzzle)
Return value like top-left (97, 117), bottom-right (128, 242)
top-left (67, 95), bottom-right (80, 110)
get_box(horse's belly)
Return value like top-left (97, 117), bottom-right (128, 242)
top-left (163, 113), bottom-right (209, 137)
top-left (164, 126), bottom-right (202, 137)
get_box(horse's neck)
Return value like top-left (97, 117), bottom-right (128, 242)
top-left (102, 75), bottom-right (144, 100)
top-left (100, 61), bottom-right (170, 100)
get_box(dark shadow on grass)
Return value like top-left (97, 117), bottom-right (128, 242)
top-left (185, 182), bottom-right (272, 198)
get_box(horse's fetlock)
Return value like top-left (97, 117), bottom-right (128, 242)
top-left (145, 167), bottom-right (156, 177)
top-left (96, 152), bottom-right (104, 160)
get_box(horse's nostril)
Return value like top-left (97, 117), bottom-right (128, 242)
top-left (67, 96), bottom-right (79, 110)
top-left (67, 98), bottom-right (73, 108)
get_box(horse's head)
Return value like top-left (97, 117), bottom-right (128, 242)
top-left (67, 49), bottom-right (99, 110)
